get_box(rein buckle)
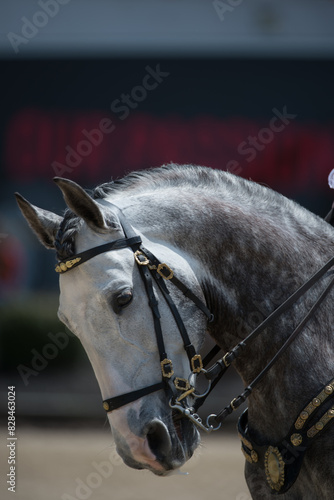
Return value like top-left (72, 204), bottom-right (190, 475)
top-left (222, 352), bottom-right (231, 367)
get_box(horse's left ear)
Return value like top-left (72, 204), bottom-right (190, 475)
top-left (15, 193), bottom-right (62, 249)
top-left (53, 177), bottom-right (108, 231)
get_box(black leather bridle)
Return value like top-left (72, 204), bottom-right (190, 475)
top-left (55, 202), bottom-right (334, 436)
top-left (55, 201), bottom-right (334, 493)
top-left (55, 202), bottom-right (215, 423)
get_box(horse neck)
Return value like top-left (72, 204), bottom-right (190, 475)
top-left (133, 185), bottom-right (334, 440)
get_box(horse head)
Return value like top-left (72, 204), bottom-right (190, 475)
top-left (15, 177), bottom-right (208, 475)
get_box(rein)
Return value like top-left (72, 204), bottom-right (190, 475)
top-left (184, 257), bottom-right (334, 425)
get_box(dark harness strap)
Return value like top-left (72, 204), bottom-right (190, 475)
top-left (139, 246), bottom-right (204, 365)
top-left (238, 378), bottom-right (334, 493)
top-left (103, 382), bottom-right (165, 412)
top-left (193, 256), bottom-right (334, 413)
top-left (209, 273), bottom-right (334, 424)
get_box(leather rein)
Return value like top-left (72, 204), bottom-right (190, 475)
top-left (55, 203), bottom-right (334, 438)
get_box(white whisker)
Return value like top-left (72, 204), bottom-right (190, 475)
top-left (168, 469), bottom-right (189, 476)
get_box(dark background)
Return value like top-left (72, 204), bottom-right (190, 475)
top-left (2, 57), bottom-right (334, 290)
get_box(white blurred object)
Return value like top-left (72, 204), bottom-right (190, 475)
top-left (168, 469), bottom-right (189, 476)
top-left (328, 169), bottom-right (334, 189)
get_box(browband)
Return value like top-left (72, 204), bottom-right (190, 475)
top-left (55, 235), bottom-right (142, 273)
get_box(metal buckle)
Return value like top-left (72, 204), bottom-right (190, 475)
top-left (174, 378), bottom-right (191, 391)
top-left (135, 252), bottom-right (174, 280)
top-left (174, 378), bottom-right (195, 402)
top-left (161, 358), bottom-right (174, 378)
top-left (134, 250), bottom-right (150, 266)
top-left (222, 352), bottom-right (231, 367)
top-left (191, 354), bottom-right (203, 373)
top-left (156, 263), bottom-right (174, 280)
top-left (230, 398), bottom-right (238, 411)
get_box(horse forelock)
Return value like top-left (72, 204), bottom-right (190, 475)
top-left (54, 209), bottom-right (82, 261)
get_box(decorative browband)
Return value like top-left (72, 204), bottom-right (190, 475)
top-left (55, 257), bottom-right (81, 273)
top-left (55, 236), bottom-right (142, 273)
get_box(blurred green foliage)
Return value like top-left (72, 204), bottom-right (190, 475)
top-left (0, 294), bottom-right (81, 373)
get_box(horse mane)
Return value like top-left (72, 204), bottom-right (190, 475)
top-left (54, 163), bottom-right (331, 261)
top-left (55, 163), bottom-right (219, 260)
top-left (91, 163), bottom-right (224, 198)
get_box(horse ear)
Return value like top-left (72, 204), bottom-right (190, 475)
top-left (15, 193), bottom-right (62, 249)
top-left (53, 177), bottom-right (107, 230)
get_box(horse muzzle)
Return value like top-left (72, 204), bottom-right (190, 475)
top-left (112, 415), bottom-right (200, 475)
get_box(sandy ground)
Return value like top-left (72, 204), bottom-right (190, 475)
top-left (1, 425), bottom-right (250, 500)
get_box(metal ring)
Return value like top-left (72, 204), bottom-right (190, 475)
top-left (206, 413), bottom-right (222, 431)
top-left (190, 369), bottom-right (212, 399)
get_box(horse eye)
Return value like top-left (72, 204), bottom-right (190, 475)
top-left (116, 290), bottom-right (133, 309)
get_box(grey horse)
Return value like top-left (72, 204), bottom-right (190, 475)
top-left (16, 164), bottom-right (334, 499)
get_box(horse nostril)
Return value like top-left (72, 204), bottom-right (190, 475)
top-left (146, 420), bottom-right (172, 459)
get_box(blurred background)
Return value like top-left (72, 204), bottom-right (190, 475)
top-left (0, 1), bottom-right (334, 496)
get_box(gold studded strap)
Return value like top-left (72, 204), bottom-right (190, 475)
top-left (294, 379), bottom-right (334, 430)
top-left (237, 378), bottom-right (334, 495)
